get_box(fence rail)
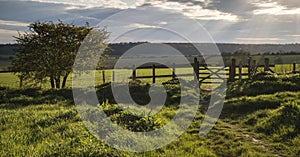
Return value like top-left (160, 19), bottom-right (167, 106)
top-left (101, 57), bottom-right (299, 85)
top-left (1, 57), bottom-right (299, 87)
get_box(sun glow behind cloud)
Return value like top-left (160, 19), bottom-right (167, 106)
top-left (20, 0), bottom-right (239, 21)
top-left (152, 1), bottom-right (238, 21)
top-left (0, 0), bottom-right (299, 43)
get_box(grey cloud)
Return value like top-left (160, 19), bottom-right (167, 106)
top-left (0, 1), bottom-right (69, 23)
top-left (0, 1), bottom-right (121, 26)
top-left (0, 1), bottom-right (121, 43)
top-left (0, 24), bottom-right (27, 31)
top-left (0, 0), bottom-right (299, 43)
top-left (204, 14), bottom-right (300, 43)
top-left (270, 0), bottom-right (300, 9)
top-left (205, 0), bottom-right (258, 18)
top-left (166, 0), bottom-right (205, 6)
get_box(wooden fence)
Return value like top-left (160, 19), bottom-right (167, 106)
top-left (101, 57), bottom-right (300, 84)
top-left (1, 57), bottom-right (299, 87)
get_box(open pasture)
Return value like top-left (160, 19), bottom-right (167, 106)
top-left (1, 63), bottom-right (300, 88)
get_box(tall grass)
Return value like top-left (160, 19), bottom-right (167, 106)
top-left (0, 80), bottom-right (279, 157)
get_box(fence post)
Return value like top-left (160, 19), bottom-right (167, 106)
top-left (172, 63), bottom-right (176, 79)
top-left (253, 60), bottom-right (256, 68)
top-left (152, 64), bottom-right (156, 84)
top-left (248, 57), bottom-right (252, 78)
top-left (112, 70), bottom-right (115, 82)
top-left (252, 60), bottom-right (257, 74)
top-left (132, 64), bottom-right (136, 81)
top-left (197, 61), bottom-right (200, 79)
top-left (229, 58), bottom-right (236, 80)
top-left (102, 70), bottom-right (106, 83)
top-left (293, 62), bottom-right (296, 74)
top-left (193, 57), bottom-right (199, 82)
top-left (19, 77), bottom-right (23, 88)
top-left (239, 61), bottom-right (242, 80)
top-left (264, 58), bottom-right (269, 72)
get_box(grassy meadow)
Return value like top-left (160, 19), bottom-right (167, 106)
top-left (0, 63), bottom-right (298, 88)
top-left (0, 71), bottom-right (300, 156)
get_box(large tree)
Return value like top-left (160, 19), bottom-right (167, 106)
top-left (12, 21), bottom-right (109, 88)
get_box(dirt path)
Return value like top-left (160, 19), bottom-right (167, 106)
top-left (219, 121), bottom-right (284, 157)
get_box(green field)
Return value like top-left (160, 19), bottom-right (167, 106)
top-left (1, 63), bottom-right (299, 89)
top-left (0, 72), bottom-right (300, 156)
top-left (0, 68), bottom-right (195, 88)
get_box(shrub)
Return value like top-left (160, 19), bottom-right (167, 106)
top-left (227, 72), bottom-right (300, 98)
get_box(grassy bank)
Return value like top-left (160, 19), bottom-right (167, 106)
top-left (0, 73), bottom-right (300, 156)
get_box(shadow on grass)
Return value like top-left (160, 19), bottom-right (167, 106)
top-left (0, 87), bottom-right (75, 109)
top-left (95, 81), bottom-right (182, 107)
top-left (0, 80), bottom-right (184, 110)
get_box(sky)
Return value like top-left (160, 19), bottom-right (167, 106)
top-left (0, 0), bottom-right (300, 44)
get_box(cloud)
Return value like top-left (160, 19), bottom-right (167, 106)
top-left (253, 1), bottom-right (300, 15)
top-left (270, 0), bottom-right (300, 9)
top-left (126, 23), bottom-right (159, 29)
top-left (0, 29), bottom-right (24, 43)
top-left (0, 0), bottom-right (299, 44)
top-left (0, 1), bottom-right (122, 27)
top-left (144, 0), bottom-right (239, 21)
top-left (0, 1), bottom-right (122, 43)
top-left (96, 7), bottom-right (223, 43)
top-left (286, 35), bottom-right (300, 37)
top-left (0, 20), bottom-right (28, 27)
top-left (18, 0), bottom-right (131, 9)
top-left (0, 20), bottom-right (29, 32)
top-left (24, 0), bottom-right (240, 21)
top-left (203, 0), bottom-right (258, 20)
top-left (237, 37), bottom-right (284, 41)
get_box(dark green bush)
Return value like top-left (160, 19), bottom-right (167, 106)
top-left (254, 101), bottom-right (300, 140)
top-left (100, 103), bottom-right (163, 132)
top-left (227, 72), bottom-right (300, 98)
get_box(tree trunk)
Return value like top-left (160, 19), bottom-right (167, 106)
top-left (62, 73), bottom-right (69, 88)
top-left (50, 77), bottom-right (55, 88)
top-left (55, 78), bottom-right (60, 88)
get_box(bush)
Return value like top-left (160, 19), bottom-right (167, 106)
top-left (100, 102), bottom-right (163, 132)
top-left (254, 101), bottom-right (300, 140)
top-left (227, 72), bottom-right (300, 98)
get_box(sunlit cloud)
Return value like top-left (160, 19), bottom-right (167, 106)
top-left (126, 23), bottom-right (159, 29)
top-left (19, 0), bottom-right (142, 9)
top-left (253, 2), bottom-right (300, 15)
top-left (146, 0), bottom-right (238, 21)
top-left (0, 20), bottom-right (29, 27)
top-left (237, 37), bottom-right (284, 41)
top-left (0, 29), bottom-right (21, 34)
top-left (22, 0), bottom-right (239, 21)
top-left (285, 35), bottom-right (300, 37)
top-left (0, 29), bottom-right (24, 43)
top-left (0, 0), bottom-right (299, 43)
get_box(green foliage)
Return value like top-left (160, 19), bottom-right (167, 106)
top-left (254, 101), bottom-right (300, 138)
top-left (12, 21), bottom-right (109, 88)
top-left (99, 101), bottom-right (163, 132)
top-left (227, 72), bottom-right (300, 98)
top-left (223, 94), bottom-right (281, 116)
